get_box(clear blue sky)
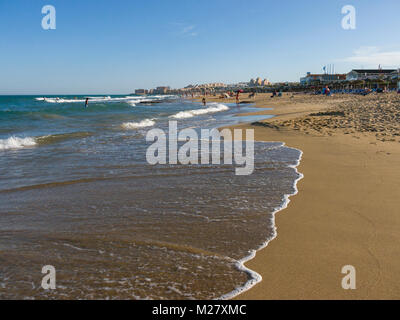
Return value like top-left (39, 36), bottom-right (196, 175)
top-left (1, 0), bottom-right (399, 94)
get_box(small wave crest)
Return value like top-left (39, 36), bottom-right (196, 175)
top-left (36, 132), bottom-right (93, 145)
top-left (0, 136), bottom-right (37, 150)
top-left (121, 119), bottom-right (156, 130)
top-left (170, 103), bottom-right (229, 119)
top-left (36, 97), bottom-right (110, 104)
top-left (35, 95), bottom-right (177, 105)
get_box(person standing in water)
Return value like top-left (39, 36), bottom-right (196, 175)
top-left (202, 97), bottom-right (206, 106)
top-left (236, 91), bottom-right (240, 104)
top-left (85, 98), bottom-right (89, 108)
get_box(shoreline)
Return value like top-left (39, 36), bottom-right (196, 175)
top-left (213, 93), bottom-right (400, 299)
top-left (217, 143), bottom-right (304, 300)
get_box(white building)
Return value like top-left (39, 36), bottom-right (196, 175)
top-left (346, 69), bottom-right (396, 81)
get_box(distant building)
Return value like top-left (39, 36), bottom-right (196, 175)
top-left (394, 70), bottom-right (400, 90)
top-left (183, 83), bottom-right (226, 91)
top-left (262, 79), bottom-right (271, 86)
top-left (249, 77), bottom-right (271, 87)
top-left (346, 69), bottom-right (396, 81)
top-left (154, 86), bottom-right (170, 94)
top-left (198, 83), bottom-right (226, 89)
top-left (300, 72), bottom-right (346, 85)
top-left (390, 69), bottom-right (400, 80)
top-left (135, 89), bottom-right (148, 95)
top-left (300, 73), bottom-right (322, 85)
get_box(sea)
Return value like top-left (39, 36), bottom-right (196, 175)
top-left (0, 95), bottom-right (302, 299)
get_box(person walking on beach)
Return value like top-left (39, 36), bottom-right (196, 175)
top-left (85, 98), bottom-right (89, 108)
top-left (236, 91), bottom-right (240, 104)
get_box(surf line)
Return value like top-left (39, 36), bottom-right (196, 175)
top-left (218, 145), bottom-right (304, 300)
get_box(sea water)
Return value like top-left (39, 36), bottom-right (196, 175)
top-left (0, 95), bottom-right (302, 299)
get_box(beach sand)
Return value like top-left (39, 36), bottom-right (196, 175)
top-left (215, 92), bottom-right (400, 299)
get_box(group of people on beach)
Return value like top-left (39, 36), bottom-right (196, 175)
top-left (271, 90), bottom-right (283, 98)
top-left (202, 90), bottom-right (242, 106)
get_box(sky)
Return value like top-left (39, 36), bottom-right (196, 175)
top-left (0, 0), bottom-right (400, 94)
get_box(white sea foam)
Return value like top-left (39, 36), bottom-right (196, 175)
top-left (39, 97), bottom-right (110, 103)
top-left (121, 119), bottom-right (156, 129)
top-left (218, 145), bottom-right (304, 300)
top-left (35, 95), bottom-right (177, 104)
top-left (170, 103), bottom-right (229, 119)
top-left (0, 136), bottom-right (37, 150)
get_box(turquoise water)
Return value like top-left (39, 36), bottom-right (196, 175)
top-left (0, 95), bottom-right (302, 299)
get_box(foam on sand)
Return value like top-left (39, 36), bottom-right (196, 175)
top-left (0, 136), bottom-right (37, 150)
top-left (121, 119), bottom-right (156, 129)
top-left (170, 103), bottom-right (229, 119)
top-left (218, 146), bottom-right (304, 300)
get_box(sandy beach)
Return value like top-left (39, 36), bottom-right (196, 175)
top-left (212, 92), bottom-right (400, 299)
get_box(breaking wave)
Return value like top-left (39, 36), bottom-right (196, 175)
top-left (121, 119), bottom-right (156, 129)
top-left (170, 103), bottom-right (229, 119)
top-left (0, 136), bottom-right (37, 150)
top-left (35, 95), bottom-right (176, 105)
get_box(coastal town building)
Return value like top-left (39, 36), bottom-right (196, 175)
top-left (262, 79), bottom-right (271, 86)
top-left (185, 83), bottom-right (226, 90)
top-left (392, 70), bottom-right (400, 90)
top-left (390, 69), bottom-right (399, 80)
top-left (154, 86), bottom-right (171, 94)
top-left (201, 82), bottom-right (226, 89)
top-left (135, 89), bottom-right (148, 95)
top-left (300, 72), bottom-right (346, 85)
top-left (249, 77), bottom-right (271, 87)
top-left (346, 69), bottom-right (397, 81)
top-left (235, 82), bottom-right (250, 87)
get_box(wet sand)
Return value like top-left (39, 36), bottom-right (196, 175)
top-left (216, 93), bottom-right (400, 299)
